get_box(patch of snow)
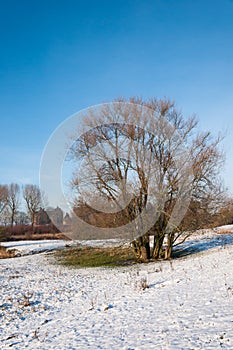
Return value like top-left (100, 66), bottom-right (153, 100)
top-left (1, 240), bottom-right (77, 256)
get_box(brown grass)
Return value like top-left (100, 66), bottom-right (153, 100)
top-left (0, 246), bottom-right (16, 259)
top-left (0, 232), bottom-right (70, 242)
top-left (217, 227), bottom-right (233, 234)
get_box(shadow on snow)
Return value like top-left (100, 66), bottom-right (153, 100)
top-left (173, 233), bottom-right (233, 259)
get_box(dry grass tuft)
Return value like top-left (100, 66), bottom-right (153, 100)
top-left (140, 277), bottom-right (150, 291)
top-left (0, 245), bottom-right (16, 259)
top-left (217, 227), bottom-right (233, 235)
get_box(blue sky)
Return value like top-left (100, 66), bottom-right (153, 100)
top-left (1, 0), bottom-right (233, 196)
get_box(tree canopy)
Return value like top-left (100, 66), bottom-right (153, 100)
top-left (67, 98), bottom-right (224, 260)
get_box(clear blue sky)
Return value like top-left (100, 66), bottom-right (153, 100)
top-left (1, 0), bottom-right (233, 194)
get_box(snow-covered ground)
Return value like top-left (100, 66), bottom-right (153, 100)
top-left (1, 239), bottom-right (127, 257)
top-left (1, 240), bottom-right (76, 256)
top-left (1, 228), bottom-right (233, 349)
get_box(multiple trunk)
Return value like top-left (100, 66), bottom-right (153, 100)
top-left (132, 230), bottom-right (175, 262)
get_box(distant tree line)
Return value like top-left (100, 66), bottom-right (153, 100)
top-left (0, 183), bottom-right (71, 241)
top-left (0, 183), bottom-right (43, 226)
top-left (0, 183), bottom-right (68, 229)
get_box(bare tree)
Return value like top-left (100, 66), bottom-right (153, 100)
top-left (0, 206), bottom-right (11, 226)
top-left (7, 183), bottom-right (20, 226)
top-left (0, 185), bottom-right (8, 215)
top-left (68, 98), bottom-right (225, 261)
top-left (15, 211), bottom-right (30, 225)
top-left (23, 184), bottom-right (42, 226)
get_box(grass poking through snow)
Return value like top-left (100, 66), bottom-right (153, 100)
top-left (55, 245), bottom-right (137, 268)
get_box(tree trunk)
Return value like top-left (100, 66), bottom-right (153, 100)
top-left (164, 233), bottom-right (174, 259)
top-left (10, 212), bottom-right (14, 227)
top-left (132, 234), bottom-right (150, 262)
top-left (140, 246), bottom-right (148, 261)
top-left (152, 234), bottom-right (165, 259)
top-left (31, 212), bottom-right (35, 228)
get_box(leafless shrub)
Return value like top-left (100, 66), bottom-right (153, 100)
top-left (19, 292), bottom-right (34, 307)
top-left (140, 276), bottom-right (149, 291)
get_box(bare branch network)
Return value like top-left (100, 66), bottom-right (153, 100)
top-left (65, 98), bottom-right (225, 260)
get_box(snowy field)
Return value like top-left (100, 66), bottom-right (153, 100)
top-left (1, 228), bottom-right (233, 349)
